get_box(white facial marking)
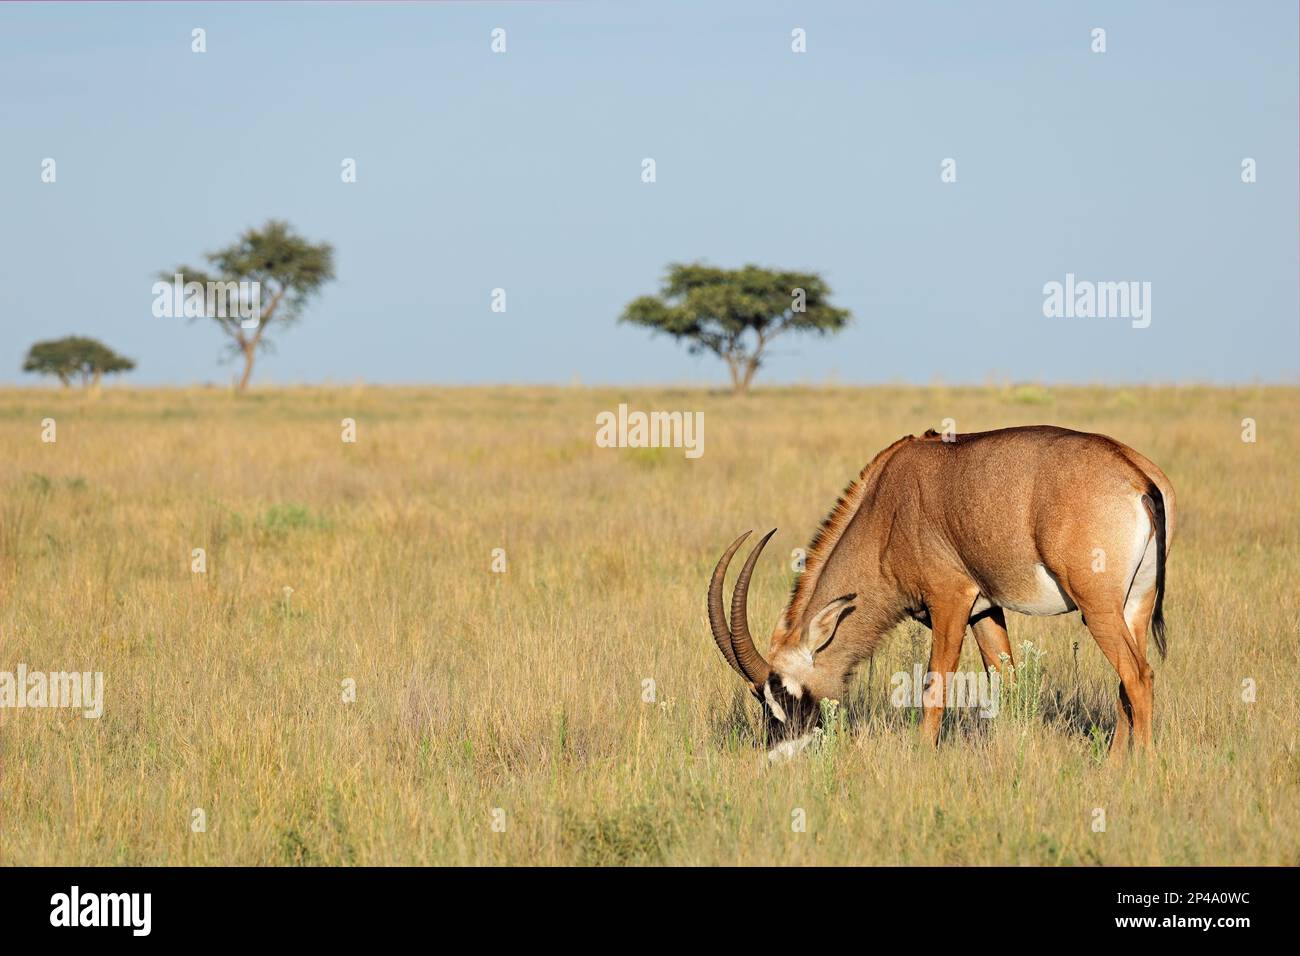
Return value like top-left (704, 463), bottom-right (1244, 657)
top-left (767, 734), bottom-right (815, 762)
top-left (773, 647), bottom-right (816, 690)
top-left (762, 683), bottom-right (788, 723)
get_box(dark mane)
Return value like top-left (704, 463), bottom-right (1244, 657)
top-left (781, 434), bottom-right (915, 629)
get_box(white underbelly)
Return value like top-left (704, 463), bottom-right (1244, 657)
top-left (997, 563), bottom-right (1076, 616)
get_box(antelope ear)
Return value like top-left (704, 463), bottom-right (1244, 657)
top-left (802, 594), bottom-right (857, 655)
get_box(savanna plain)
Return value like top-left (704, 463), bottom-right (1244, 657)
top-left (1, 384), bottom-right (1296, 865)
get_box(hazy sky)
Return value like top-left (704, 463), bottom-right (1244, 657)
top-left (2, 1), bottom-right (1296, 386)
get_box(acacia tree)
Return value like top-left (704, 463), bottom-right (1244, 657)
top-left (162, 220), bottom-right (335, 392)
top-left (23, 336), bottom-right (135, 392)
top-left (620, 263), bottom-right (851, 395)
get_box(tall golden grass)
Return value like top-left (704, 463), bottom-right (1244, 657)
top-left (1, 384), bottom-right (1295, 865)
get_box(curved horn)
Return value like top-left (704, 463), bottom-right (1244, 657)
top-left (708, 531), bottom-right (752, 678)
top-left (729, 528), bottom-right (776, 685)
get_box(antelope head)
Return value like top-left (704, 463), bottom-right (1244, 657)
top-left (708, 530), bottom-right (857, 760)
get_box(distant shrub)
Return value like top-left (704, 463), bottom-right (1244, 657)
top-left (1005, 384), bottom-right (1052, 405)
top-left (258, 504), bottom-right (326, 534)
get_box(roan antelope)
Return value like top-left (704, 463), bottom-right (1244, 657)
top-left (707, 426), bottom-right (1175, 759)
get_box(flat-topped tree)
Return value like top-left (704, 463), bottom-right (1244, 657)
top-left (620, 262), bottom-right (851, 395)
top-left (23, 336), bottom-right (135, 391)
top-left (162, 220), bottom-right (335, 392)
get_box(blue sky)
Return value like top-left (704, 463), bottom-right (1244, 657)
top-left (2, 1), bottom-right (1296, 386)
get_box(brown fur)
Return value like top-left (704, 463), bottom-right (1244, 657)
top-left (747, 425), bottom-right (1175, 757)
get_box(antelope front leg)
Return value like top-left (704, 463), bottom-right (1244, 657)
top-left (920, 591), bottom-right (978, 746)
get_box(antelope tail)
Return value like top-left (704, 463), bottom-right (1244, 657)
top-left (1148, 483), bottom-right (1168, 660)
